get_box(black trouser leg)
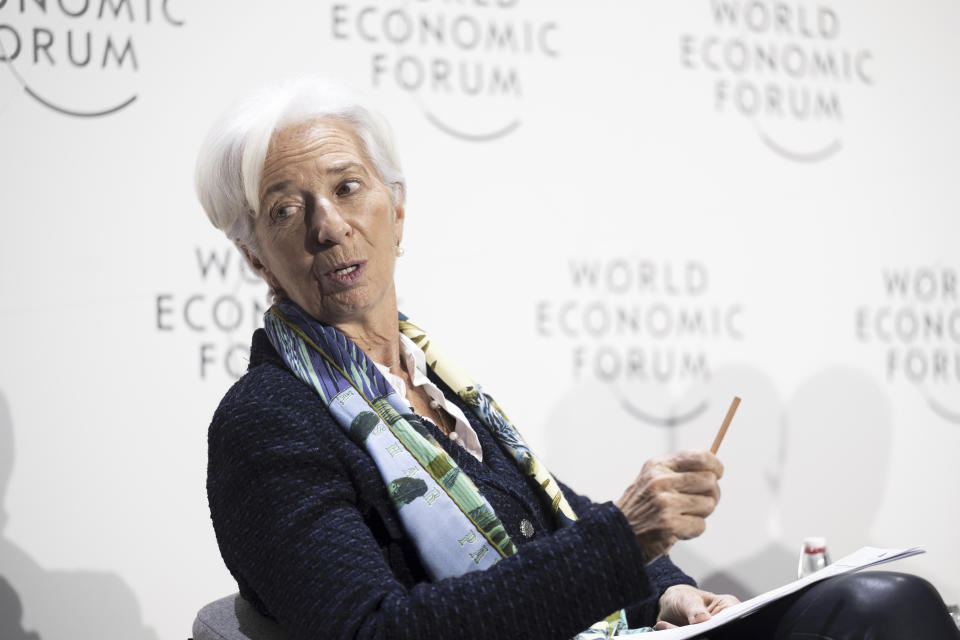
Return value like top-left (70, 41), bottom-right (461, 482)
top-left (707, 571), bottom-right (960, 640)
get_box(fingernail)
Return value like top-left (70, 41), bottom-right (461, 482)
top-left (694, 611), bottom-right (711, 622)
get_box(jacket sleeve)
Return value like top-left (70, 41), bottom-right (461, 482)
top-left (207, 373), bottom-right (656, 640)
top-left (555, 480), bottom-right (698, 627)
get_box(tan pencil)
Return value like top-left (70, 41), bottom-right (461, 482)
top-left (711, 396), bottom-right (741, 454)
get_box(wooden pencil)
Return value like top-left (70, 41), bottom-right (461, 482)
top-left (711, 396), bottom-right (741, 454)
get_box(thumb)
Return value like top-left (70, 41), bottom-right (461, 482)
top-left (689, 607), bottom-right (711, 625)
top-left (683, 592), bottom-right (712, 625)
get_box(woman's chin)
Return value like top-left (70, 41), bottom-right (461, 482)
top-left (298, 288), bottom-right (390, 325)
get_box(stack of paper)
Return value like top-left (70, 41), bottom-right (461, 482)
top-left (640, 546), bottom-right (925, 639)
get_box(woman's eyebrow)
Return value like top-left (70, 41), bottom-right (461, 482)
top-left (262, 180), bottom-right (294, 198)
top-left (262, 163), bottom-right (366, 199)
top-left (326, 161), bottom-right (366, 175)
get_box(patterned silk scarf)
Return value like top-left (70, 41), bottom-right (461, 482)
top-left (264, 301), bottom-right (651, 637)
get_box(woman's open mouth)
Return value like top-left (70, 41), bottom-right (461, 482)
top-left (325, 260), bottom-right (367, 285)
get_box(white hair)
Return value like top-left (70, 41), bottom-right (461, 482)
top-left (195, 77), bottom-right (405, 255)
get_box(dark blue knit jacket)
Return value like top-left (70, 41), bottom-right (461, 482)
top-left (207, 329), bottom-right (696, 640)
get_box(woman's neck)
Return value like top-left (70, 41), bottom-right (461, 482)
top-left (331, 291), bottom-right (401, 370)
top-left (344, 324), bottom-right (400, 370)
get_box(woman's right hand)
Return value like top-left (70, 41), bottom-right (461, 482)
top-left (613, 449), bottom-right (724, 564)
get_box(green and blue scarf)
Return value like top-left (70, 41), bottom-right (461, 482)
top-left (264, 301), bottom-right (651, 637)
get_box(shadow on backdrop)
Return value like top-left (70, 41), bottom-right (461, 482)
top-left (540, 365), bottom-right (893, 601)
top-left (668, 365), bottom-right (796, 599)
top-left (541, 364), bottom-right (794, 599)
top-left (0, 390), bottom-right (159, 640)
top-left (684, 366), bottom-right (893, 599)
top-left (776, 367), bottom-right (893, 558)
top-left (0, 574), bottom-right (39, 640)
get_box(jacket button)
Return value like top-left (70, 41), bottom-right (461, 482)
top-left (520, 519), bottom-right (534, 538)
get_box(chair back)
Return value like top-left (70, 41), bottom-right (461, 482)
top-left (192, 593), bottom-right (290, 640)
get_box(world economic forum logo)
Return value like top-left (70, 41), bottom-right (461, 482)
top-left (0, 0), bottom-right (184, 117)
top-left (679, 1), bottom-right (874, 162)
top-left (535, 256), bottom-right (745, 427)
top-left (156, 246), bottom-right (269, 381)
top-left (329, 0), bottom-right (559, 142)
top-left (856, 266), bottom-right (960, 424)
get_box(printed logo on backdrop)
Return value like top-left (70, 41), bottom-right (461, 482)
top-left (535, 258), bottom-right (745, 426)
top-left (679, 1), bottom-right (874, 162)
top-left (330, 0), bottom-right (559, 141)
top-left (0, 0), bottom-right (184, 117)
top-left (156, 247), bottom-right (269, 380)
top-left (856, 267), bottom-right (960, 424)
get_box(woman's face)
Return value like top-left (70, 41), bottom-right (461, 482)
top-left (250, 118), bottom-right (404, 326)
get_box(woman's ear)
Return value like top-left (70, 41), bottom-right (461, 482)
top-left (393, 200), bottom-right (405, 247)
top-left (240, 244), bottom-right (282, 293)
top-left (239, 243), bottom-right (264, 271)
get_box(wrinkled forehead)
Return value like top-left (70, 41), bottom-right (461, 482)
top-left (262, 117), bottom-right (368, 179)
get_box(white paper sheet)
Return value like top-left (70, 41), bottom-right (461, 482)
top-left (636, 546), bottom-right (925, 639)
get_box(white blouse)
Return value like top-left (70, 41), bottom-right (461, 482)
top-left (371, 333), bottom-right (483, 462)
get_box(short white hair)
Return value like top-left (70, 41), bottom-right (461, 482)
top-left (195, 77), bottom-right (405, 254)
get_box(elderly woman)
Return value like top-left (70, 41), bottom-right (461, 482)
top-left (196, 78), bottom-right (960, 640)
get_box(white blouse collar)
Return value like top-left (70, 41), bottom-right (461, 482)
top-left (371, 334), bottom-right (483, 461)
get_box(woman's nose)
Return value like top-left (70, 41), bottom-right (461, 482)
top-left (312, 196), bottom-right (350, 246)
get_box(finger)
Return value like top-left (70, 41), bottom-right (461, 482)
top-left (667, 513), bottom-right (708, 539)
top-left (664, 585), bottom-right (711, 626)
top-left (676, 471), bottom-right (722, 500)
top-left (690, 610), bottom-right (712, 625)
top-left (671, 492), bottom-right (719, 518)
top-left (646, 472), bottom-right (720, 504)
top-left (679, 590), bottom-right (712, 625)
top-left (708, 598), bottom-right (723, 614)
top-left (708, 594), bottom-right (741, 614)
top-left (670, 449), bottom-right (724, 477)
top-left (653, 621), bottom-right (678, 630)
top-left (707, 594), bottom-right (735, 614)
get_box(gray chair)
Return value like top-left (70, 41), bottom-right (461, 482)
top-left (192, 593), bottom-right (289, 640)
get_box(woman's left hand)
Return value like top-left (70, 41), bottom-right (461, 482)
top-left (654, 584), bottom-right (741, 629)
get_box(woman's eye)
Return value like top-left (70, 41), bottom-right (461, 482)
top-left (336, 180), bottom-right (361, 197)
top-left (271, 204), bottom-right (300, 222)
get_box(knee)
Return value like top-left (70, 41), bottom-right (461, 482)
top-left (827, 571), bottom-right (944, 619)
top-left (776, 571), bottom-right (958, 640)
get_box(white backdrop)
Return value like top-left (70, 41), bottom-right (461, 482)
top-left (1, 1), bottom-right (958, 638)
